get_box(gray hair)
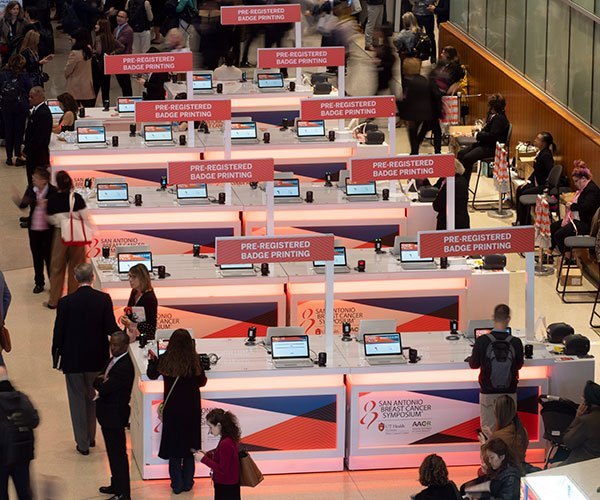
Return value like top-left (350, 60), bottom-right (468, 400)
top-left (30, 85), bottom-right (45, 98)
top-left (74, 263), bottom-right (94, 284)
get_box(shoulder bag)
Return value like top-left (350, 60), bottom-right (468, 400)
top-left (0, 325), bottom-right (11, 353)
top-left (157, 376), bottom-right (179, 421)
top-left (60, 192), bottom-right (93, 246)
top-left (239, 449), bottom-right (264, 487)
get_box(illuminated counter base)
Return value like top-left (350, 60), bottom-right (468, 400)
top-left (129, 338), bottom-right (348, 479)
top-left (92, 256), bottom-right (287, 338)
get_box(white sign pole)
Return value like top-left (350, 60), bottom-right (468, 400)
top-left (186, 71), bottom-right (194, 147)
top-left (337, 65), bottom-right (345, 132)
top-left (525, 252), bottom-right (535, 340)
top-left (266, 181), bottom-right (275, 236)
top-left (446, 176), bottom-right (456, 230)
top-left (325, 260), bottom-right (334, 358)
top-left (224, 119), bottom-right (232, 205)
top-left (294, 22), bottom-right (302, 84)
top-left (387, 117), bottom-right (395, 156)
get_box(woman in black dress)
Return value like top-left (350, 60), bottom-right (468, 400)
top-left (120, 263), bottom-right (158, 341)
top-left (52, 92), bottom-right (78, 134)
top-left (147, 329), bottom-right (207, 494)
top-left (433, 159), bottom-right (470, 230)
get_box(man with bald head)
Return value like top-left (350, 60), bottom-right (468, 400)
top-left (23, 86), bottom-right (52, 186)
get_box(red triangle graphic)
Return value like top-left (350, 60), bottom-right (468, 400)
top-left (399, 314), bottom-right (452, 332)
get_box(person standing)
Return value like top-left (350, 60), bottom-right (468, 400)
top-left (19, 30), bottom-right (54, 87)
top-left (94, 331), bottom-right (135, 500)
top-left (467, 304), bottom-right (524, 430)
top-left (0, 272), bottom-right (11, 368)
top-left (126, 0), bottom-right (153, 55)
top-left (0, 2), bottom-right (28, 64)
top-left (64, 28), bottom-right (96, 107)
top-left (364, 0), bottom-right (384, 52)
top-left (0, 366), bottom-right (40, 500)
top-left (93, 19), bottom-right (124, 105)
top-left (11, 168), bottom-right (56, 294)
top-left (199, 409), bottom-right (242, 500)
top-left (432, 159), bottom-right (470, 230)
top-left (147, 329), bottom-right (207, 494)
top-left (114, 11), bottom-right (134, 96)
top-left (52, 263), bottom-right (119, 456)
top-left (120, 263), bottom-right (158, 342)
top-left (410, 0), bottom-right (436, 63)
top-left (23, 86), bottom-right (52, 186)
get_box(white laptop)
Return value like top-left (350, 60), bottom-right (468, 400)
top-left (76, 125), bottom-right (108, 148)
top-left (96, 182), bottom-right (130, 207)
top-left (296, 119), bottom-right (327, 142)
top-left (176, 183), bottom-right (210, 205)
top-left (218, 263), bottom-right (256, 277)
top-left (143, 123), bottom-right (174, 147)
top-left (117, 96), bottom-right (142, 114)
top-left (345, 180), bottom-right (379, 202)
top-left (265, 326), bottom-right (304, 348)
top-left (313, 246), bottom-right (350, 274)
top-left (357, 319), bottom-right (397, 342)
top-left (257, 73), bottom-right (285, 93)
top-left (271, 334), bottom-right (314, 368)
top-left (363, 332), bottom-right (407, 365)
top-left (231, 121), bottom-right (259, 144)
top-left (192, 73), bottom-right (214, 94)
top-left (273, 178), bottom-right (303, 204)
top-left (116, 251), bottom-right (153, 280)
top-left (47, 99), bottom-right (63, 116)
top-left (399, 242), bottom-right (437, 270)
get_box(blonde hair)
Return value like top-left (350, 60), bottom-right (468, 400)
top-left (402, 12), bottom-right (420, 32)
top-left (20, 31), bottom-right (40, 55)
top-left (128, 263), bottom-right (153, 293)
top-left (403, 57), bottom-right (422, 76)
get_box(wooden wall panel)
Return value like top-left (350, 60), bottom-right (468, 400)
top-left (440, 23), bottom-right (600, 179)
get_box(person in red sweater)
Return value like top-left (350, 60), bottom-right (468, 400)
top-left (198, 409), bottom-right (241, 500)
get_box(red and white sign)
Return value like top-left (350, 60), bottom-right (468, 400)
top-left (301, 96), bottom-right (396, 120)
top-left (135, 100), bottom-right (231, 122)
top-left (350, 154), bottom-right (455, 182)
top-left (216, 235), bottom-right (335, 265)
top-left (257, 47), bottom-right (345, 68)
top-left (104, 52), bottom-right (192, 75)
top-left (418, 227), bottom-right (535, 258)
top-left (221, 4), bottom-right (301, 24)
top-left (168, 159), bottom-right (274, 184)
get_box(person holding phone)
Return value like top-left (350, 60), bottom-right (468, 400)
top-left (119, 264), bottom-right (157, 342)
top-left (561, 380), bottom-right (600, 465)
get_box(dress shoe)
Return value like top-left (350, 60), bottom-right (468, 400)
top-left (33, 285), bottom-right (44, 294)
top-left (99, 485), bottom-right (115, 494)
top-left (108, 495), bottom-right (130, 500)
top-left (43, 302), bottom-right (57, 310)
top-left (76, 446), bottom-right (89, 455)
top-left (5, 157), bottom-right (12, 165)
top-left (15, 157), bottom-right (26, 166)
top-left (19, 216), bottom-right (29, 223)
top-left (20, 220), bottom-right (29, 229)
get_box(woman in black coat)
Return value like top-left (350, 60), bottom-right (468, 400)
top-left (433, 159), bottom-right (470, 230)
top-left (147, 329), bottom-right (207, 494)
top-left (120, 263), bottom-right (158, 341)
top-left (514, 131), bottom-right (555, 226)
top-left (138, 47), bottom-right (168, 100)
top-left (550, 161), bottom-right (600, 255)
top-left (457, 93), bottom-right (510, 182)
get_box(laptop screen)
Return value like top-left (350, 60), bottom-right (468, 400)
top-left (364, 333), bottom-right (402, 356)
top-left (77, 126), bottom-right (106, 144)
top-left (144, 124), bottom-right (173, 142)
top-left (257, 73), bottom-right (284, 89)
top-left (474, 328), bottom-right (493, 339)
top-left (271, 335), bottom-right (310, 359)
top-left (273, 178), bottom-right (300, 198)
top-left (399, 242), bottom-right (434, 263)
top-left (47, 99), bottom-right (62, 115)
top-left (117, 96), bottom-right (142, 113)
top-left (117, 251), bottom-right (153, 274)
top-left (313, 246), bottom-right (347, 267)
top-left (231, 122), bottom-right (257, 140)
top-left (219, 263), bottom-right (254, 270)
top-left (97, 183), bottom-right (128, 202)
top-left (176, 183), bottom-right (208, 199)
top-left (157, 339), bottom-right (169, 356)
top-left (346, 181), bottom-right (377, 196)
top-left (193, 73), bottom-right (213, 90)
top-left (297, 120), bottom-right (326, 138)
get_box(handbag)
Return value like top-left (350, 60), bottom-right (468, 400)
top-left (0, 326), bottom-right (11, 353)
top-left (60, 192), bottom-right (93, 246)
top-left (239, 450), bottom-right (263, 487)
top-left (157, 376), bottom-right (179, 421)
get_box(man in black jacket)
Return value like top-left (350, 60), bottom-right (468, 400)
top-left (467, 304), bottom-right (524, 430)
top-left (23, 86), bottom-right (52, 186)
top-left (94, 331), bottom-right (134, 500)
top-left (52, 263), bottom-right (119, 456)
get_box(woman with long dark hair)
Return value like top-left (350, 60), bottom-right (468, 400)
top-left (120, 263), bottom-right (158, 341)
top-left (147, 329), bottom-right (207, 494)
top-left (64, 28), bottom-right (95, 107)
top-left (52, 92), bottom-right (78, 133)
top-left (93, 19), bottom-right (123, 105)
top-left (0, 1), bottom-right (27, 64)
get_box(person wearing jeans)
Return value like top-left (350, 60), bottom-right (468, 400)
top-left (410, 0), bottom-right (436, 63)
top-left (364, 0), bottom-right (384, 51)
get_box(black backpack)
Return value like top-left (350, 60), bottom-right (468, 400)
top-left (484, 333), bottom-right (516, 390)
top-left (414, 31), bottom-right (432, 61)
top-left (128, 0), bottom-right (151, 33)
top-left (0, 77), bottom-right (25, 109)
top-left (0, 391), bottom-right (39, 466)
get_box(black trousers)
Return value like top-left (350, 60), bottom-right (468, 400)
top-left (550, 220), bottom-right (588, 253)
top-left (1, 108), bottom-right (27, 160)
top-left (29, 228), bottom-right (53, 286)
top-left (515, 183), bottom-right (544, 226)
top-left (116, 74), bottom-right (133, 97)
top-left (241, 25), bottom-right (261, 63)
top-left (0, 461), bottom-right (32, 500)
top-left (416, 14), bottom-right (436, 63)
top-left (214, 482), bottom-right (241, 500)
top-left (417, 118), bottom-right (442, 154)
top-left (101, 426), bottom-right (130, 498)
top-left (457, 144), bottom-right (495, 183)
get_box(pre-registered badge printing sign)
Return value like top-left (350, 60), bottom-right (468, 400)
top-left (257, 47), bottom-right (345, 68)
top-left (300, 96), bottom-right (396, 120)
top-left (104, 52), bottom-right (192, 74)
top-left (168, 159), bottom-right (274, 185)
top-left (135, 100), bottom-right (232, 123)
top-left (350, 154), bottom-right (455, 182)
top-left (220, 4), bottom-right (301, 24)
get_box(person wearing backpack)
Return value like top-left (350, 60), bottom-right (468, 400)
top-left (0, 366), bottom-right (40, 500)
top-left (410, 0), bottom-right (436, 63)
top-left (467, 304), bottom-right (524, 430)
top-left (125, 0), bottom-right (154, 55)
top-left (0, 54), bottom-right (32, 167)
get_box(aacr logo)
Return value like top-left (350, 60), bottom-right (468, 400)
top-left (412, 421), bottom-right (432, 427)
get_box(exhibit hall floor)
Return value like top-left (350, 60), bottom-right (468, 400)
top-left (1, 23), bottom-right (599, 500)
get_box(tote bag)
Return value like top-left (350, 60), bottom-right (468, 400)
top-left (60, 192), bottom-right (93, 246)
top-left (239, 449), bottom-right (264, 487)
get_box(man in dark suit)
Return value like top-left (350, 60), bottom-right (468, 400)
top-left (52, 263), bottom-right (119, 456)
top-left (114, 10), bottom-right (133, 96)
top-left (94, 331), bottom-right (134, 500)
top-left (23, 86), bottom-right (53, 186)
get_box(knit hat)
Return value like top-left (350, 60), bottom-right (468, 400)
top-left (584, 380), bottom-right (600, 406)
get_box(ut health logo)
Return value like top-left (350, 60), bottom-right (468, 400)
top-left (359, 400), bottom-right (379, 430)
